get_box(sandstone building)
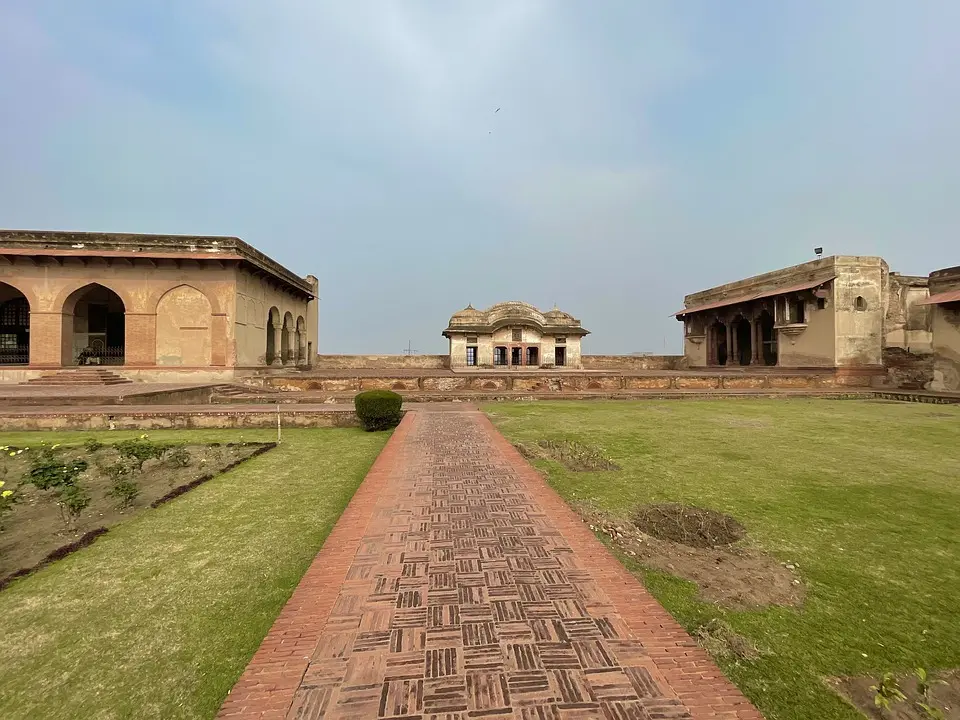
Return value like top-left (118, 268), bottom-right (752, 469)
top-left (443, 302), bottom-right (588, 369)
top-left (0, 230), bottom-right (317, 381)
top-left (923, 265), bottom-right (960, 391)
top-left (676, 255), bottom-right (931, 369)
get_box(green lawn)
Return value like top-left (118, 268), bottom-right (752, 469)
top-left (485, 399), bottom-right (960, 720)
top-left (0, 427), bottom-right (389, 720)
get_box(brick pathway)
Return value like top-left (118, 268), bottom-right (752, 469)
top-left (219, 409), bottom-right (763, 720)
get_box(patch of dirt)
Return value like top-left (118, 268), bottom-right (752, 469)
top-left (694, 619), bottom-right (762, 661)
top-left (513, 439), bottom-right (620, 472)
top-left (829, 669), bottom-right (960, 720)
top-left (0, 440), bottom-right (272, 586)
top-left (634, 503), bottom-right (746, 548)
top-left (581, 507), bottom-right (805, 609)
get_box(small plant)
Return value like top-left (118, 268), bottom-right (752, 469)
top-left (27, 456), bottom-right (88, 491)
top-left (57, 482), bottom-right (91, 529)
top-left (915, 668), bottom-right (947, 720)
top-left (116, 435), bottom-right (168, 470)
top-left (0, 479), bottom-right (17, 530)
top-left (354, 390), bottom-right (403, 431)
top-left (84, 438), bottom-right (104, 453)
top-left (164, 446), bottom-right (192, 468)
top-left (871, 673), bottom-right (906, 711)
top-left (108, 476), bottom-right (140, 509)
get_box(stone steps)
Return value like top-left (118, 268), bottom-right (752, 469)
top-left (23, 369), bottom-right (133, 386)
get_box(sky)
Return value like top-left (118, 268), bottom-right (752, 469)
top-left (1, 1), bottom-right (958, 354)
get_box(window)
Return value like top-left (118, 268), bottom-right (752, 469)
top-left (466, 346), bottom-right (477, 366)
top-left (817, 297), bottom-right (827, 310)
top-left (493, 346), bottom-right (507, 366)
top-left (511, 328), bottom-right (522, 342)
top-left (792, 299), bottom-right (805, 324)
top-left (466, 335), bottom-right (478, 344)
top-left (855, 296), bottom-right (867, 311)
top-left (0, 334), bottom-right (17, 349)
top-left (555, 346), bottom-right (566, 366)
top-left (555, 335), bottom-right (566, 344)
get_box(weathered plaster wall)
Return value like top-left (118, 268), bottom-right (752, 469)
top-left (234, 267), bottom-right (314, 367)
top-left (0, 258), bottom-right (234, 368)
top-left (833, 257), bottom-right (887, 366)
top-left (928, 266), bottom-right (960, 391)
top-left (776, 294), bottom-right (836, 367)
top-left (581, 355), bottom-right (686, 371)
top-left (885, 274), bottom-right (932, 353)
top-left (931, 305), bottom-right (960, 391)
top-left (314, 355), bottom-right (449, 369)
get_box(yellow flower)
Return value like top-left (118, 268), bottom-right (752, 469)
top-left (8, 452), bottom-right (14, 457)
top-left (1, 490), bottom-right (11, 498)
top-left (0, 480), bottom-right (4, 487)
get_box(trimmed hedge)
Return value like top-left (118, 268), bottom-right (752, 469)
top-left (354, 390), bottom-right (403, 431)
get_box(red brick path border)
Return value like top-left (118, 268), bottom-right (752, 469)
top-left (218, 409), bottom-right (763, 719)
top-left (476, 413), bottom-right (763, 720)
top-left (217, 413), bottom-right (416, 720)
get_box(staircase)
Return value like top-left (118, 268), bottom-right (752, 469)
top-left (24, 368), bottom-right (133, 386)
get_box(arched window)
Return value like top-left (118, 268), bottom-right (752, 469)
top-left (855, 296), bottom-right (867, 311)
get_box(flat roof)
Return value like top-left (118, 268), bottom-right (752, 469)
top-left (0, 230), bottom-right (314, 297)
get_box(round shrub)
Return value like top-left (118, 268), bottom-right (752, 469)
top-left (354, 390), bottom-right (403, 431)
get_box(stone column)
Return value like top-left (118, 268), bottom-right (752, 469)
top-left (725, 323), bottom-right (734, 366)
top-left (751, 319), bottom-right (761, 364)
top-left (271, 325), bottom-right (282, 366)
top-left (124, 313), bottom-right (156, 366)
top-left (28, 311), bottom-right (66, 367)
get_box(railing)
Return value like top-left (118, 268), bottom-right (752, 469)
top-left (77, 346), bottom-right (125, 366)
top-left (0, 347), bottom-right (29, 365)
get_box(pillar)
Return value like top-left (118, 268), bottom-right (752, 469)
top-left (211, 313), bottom-right (228, 367)
top-left (751, 319), bottom-right (761, 364)
top-left (725, 322), bottom-right (734, 366)
top-left (271, 325), bottom-right (282, 366)
top-left (124, 313), bottom-right (156, 366)
top-left (28, 311), bottom-right (66, 368)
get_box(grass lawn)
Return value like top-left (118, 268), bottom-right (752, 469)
top-left (485, 399), bottom-right (960, 720)
top-left (0, 427), bottom-right (389, 720)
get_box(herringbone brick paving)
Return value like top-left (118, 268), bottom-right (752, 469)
top-left (219, 409), bottom-right (763, 720)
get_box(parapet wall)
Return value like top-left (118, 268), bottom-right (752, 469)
top-left (315, 355), bottom-right (450, 370)
top-left (581, 355), bottom-right (686, 371)
top-left (313, 354), bottom-right (686, 371)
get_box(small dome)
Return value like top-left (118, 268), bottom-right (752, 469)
top-left (451, 303), bottom-right (482, 319)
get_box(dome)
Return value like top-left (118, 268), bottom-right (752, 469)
top-left (451, 303), bottom-right (483, 319)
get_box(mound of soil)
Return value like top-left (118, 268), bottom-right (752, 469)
top-left (694, 619), bottom-right (762, 661)
top-left (582, 507), bottom-right (804, 609)
top-left (830, 670), bottom-right (960, 720)
top-left (513, 439), bottom-right (620, 472)
top-left (633, 503), bottom-right (746, 548)
top-left (0, 441), bottom-right (271, 586)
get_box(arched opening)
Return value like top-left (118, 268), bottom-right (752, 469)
top-left (733, 316), bottom-right (752, 366)
top-left (295, 316), bottom-right (306, 365)
top-left (709, 320), bottom-right (727, 366)
top-left (62, 284), bottom-right (125, 366)
top-left (265, 307), bottom-right (280, 365)
top-left (855, 296), bottom-right (867, 311)
top-left (0, 284), bottom-right (30, 365)
top-left (281, 312), bottom-right (294, 364)
top-left (156, 285), bottom-right (213, 366)
top-left (759, 310), bottom-right (777, 366)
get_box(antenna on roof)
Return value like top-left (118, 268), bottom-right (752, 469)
top-left (814, 247), bottom-right (823, 258)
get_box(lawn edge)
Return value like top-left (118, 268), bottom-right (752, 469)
top-left (216, 416), bottom-right (415, 720)
top-left (479, 411), bottom-right (766, 720)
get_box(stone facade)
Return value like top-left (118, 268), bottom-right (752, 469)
top-left (442, 302), bottom-right (588, 369)
top-left (677, 255), bottom-right (931, 369)
top-left (924, 265), bottom-right (960, 391)
top-left (0, 230), bottom-right (317, 381)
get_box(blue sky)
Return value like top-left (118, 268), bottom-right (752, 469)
top-left (1, 1), bottom-right (957, 354)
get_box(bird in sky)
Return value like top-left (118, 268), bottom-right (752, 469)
top-left (495, 107), bottom-right (500, 113)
